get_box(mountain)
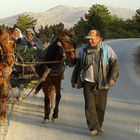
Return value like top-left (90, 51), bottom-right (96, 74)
top-left (108, 6), bottom-right (135, 20)
top-left (0, 5), bottom-right (136, 29)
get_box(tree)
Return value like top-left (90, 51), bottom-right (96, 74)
top-left (73, 4), bottom-right (112, 45)
top-left (85, 4), bottom-right (112, 38)
top-left (125, 9), bottom-right (140, 37)
top-left (37, 23), bottom-right (65, 44)
top-left (106, 15), bottom-right (127, 38)
top-left (132, 9), bottom-right (140, 33)
top-left (73, 17), bottom-right (87, 45)
top-left (73, 5), bottom-right (140, 45)
top-left (48, 23), bottom-right (65, 36)
top-left (14, 14), bottom-right (37, 34)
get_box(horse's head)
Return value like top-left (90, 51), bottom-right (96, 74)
top-left (0, 27), bottom-right (15, 66)
top-left (58, 32), bottom-right (76, 67)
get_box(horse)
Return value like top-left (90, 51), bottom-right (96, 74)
top-left (35, 31), bottom-right (76, 123)
top-left (0, 27), bottom-right (15, 125)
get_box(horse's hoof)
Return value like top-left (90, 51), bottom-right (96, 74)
top-left (42, 119), bottom-right (49, 124)
top-left (51, 117), bottom-right (58, 123)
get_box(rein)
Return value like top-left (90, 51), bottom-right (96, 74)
top-left (14, 60), bottom-right (63, 67)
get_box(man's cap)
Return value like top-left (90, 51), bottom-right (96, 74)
top-left (85, 36), bottom-right (97, 39)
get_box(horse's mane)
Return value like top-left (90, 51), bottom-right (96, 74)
top-left (0, 27), bottom-right (15, 67)
top-left (44, 35), bottom-right (61, 61)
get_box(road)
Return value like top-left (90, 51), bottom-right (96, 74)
top-left (1, 38), bottom-right (140, 140)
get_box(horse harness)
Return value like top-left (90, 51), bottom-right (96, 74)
top-left (0, 41), bottom-right (15, 89)
top-left (57, 35), bottom-right (75, 63)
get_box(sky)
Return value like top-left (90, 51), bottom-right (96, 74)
top-left (0, 0), bottom-right (140, 18)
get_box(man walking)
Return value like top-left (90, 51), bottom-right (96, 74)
top-left (71, 29), bottom-right (119, 136)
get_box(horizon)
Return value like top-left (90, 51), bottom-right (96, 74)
top-left (0, 0), bottom-right (140, 19)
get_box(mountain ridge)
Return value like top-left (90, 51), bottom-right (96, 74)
top-left (0, 5), bottom-right (136, 29)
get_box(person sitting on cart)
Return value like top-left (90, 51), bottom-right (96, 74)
top-left (23, 28), bottom-right (43, 49)
top-left (13, 28), bottom-right (26, 46)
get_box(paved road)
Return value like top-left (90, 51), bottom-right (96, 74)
top-left (2, 39), bottom-right (140, 140)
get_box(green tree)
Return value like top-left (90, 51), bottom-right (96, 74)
top-left (73, 4), bottom-right (112, 45)
top-left (106, 15), bottom-right (127, 38)
top-left (125, 9), bottom-right (140, 37)
top-left (135, 9), bottom-right (140, 24)
top-left (14, 14), bottom-right (37, 34)
top-left (131, 9), bottom-right (140, 33)
top-left (85, 4), bottom-right (112, 38)
top-left (37, 23), bottom-right (65, 44)
top-left (48, 23), bottom-right (64, 37)
top-left (73, 17), bottom-right (87, 45)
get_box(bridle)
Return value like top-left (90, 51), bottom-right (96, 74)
top-left (59, 35), bottom-right (75, 52)
top-left (57, 35), bottom-right (76, 66)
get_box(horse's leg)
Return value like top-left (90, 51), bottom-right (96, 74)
top-left (49, 85), bottom-right (55, 109)
top-left (42, 83), bottom-right (51, 123)
top-left (52, 78), bottom-right (62, 121)
top-left (44, 95), bottom-right (50, 119)
top-left (52, 89), bottom-right (61, 121)
top-left (0, 80), bottom-right (8, 125)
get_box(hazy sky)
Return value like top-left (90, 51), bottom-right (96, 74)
top-left (0, 0), bottom-right (140, 18)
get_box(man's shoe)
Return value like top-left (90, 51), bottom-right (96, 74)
top-left (90, 130), bottom-right (98, 136)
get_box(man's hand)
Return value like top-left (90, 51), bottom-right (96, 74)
top-left (25, 45), bottom-right (28, 48)
top-left (108, 79), bottom-right (116, 88)
top-left (71, 83), bottom-right (77, 88)
top-left (31, 41), bottom-right (35, 46)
